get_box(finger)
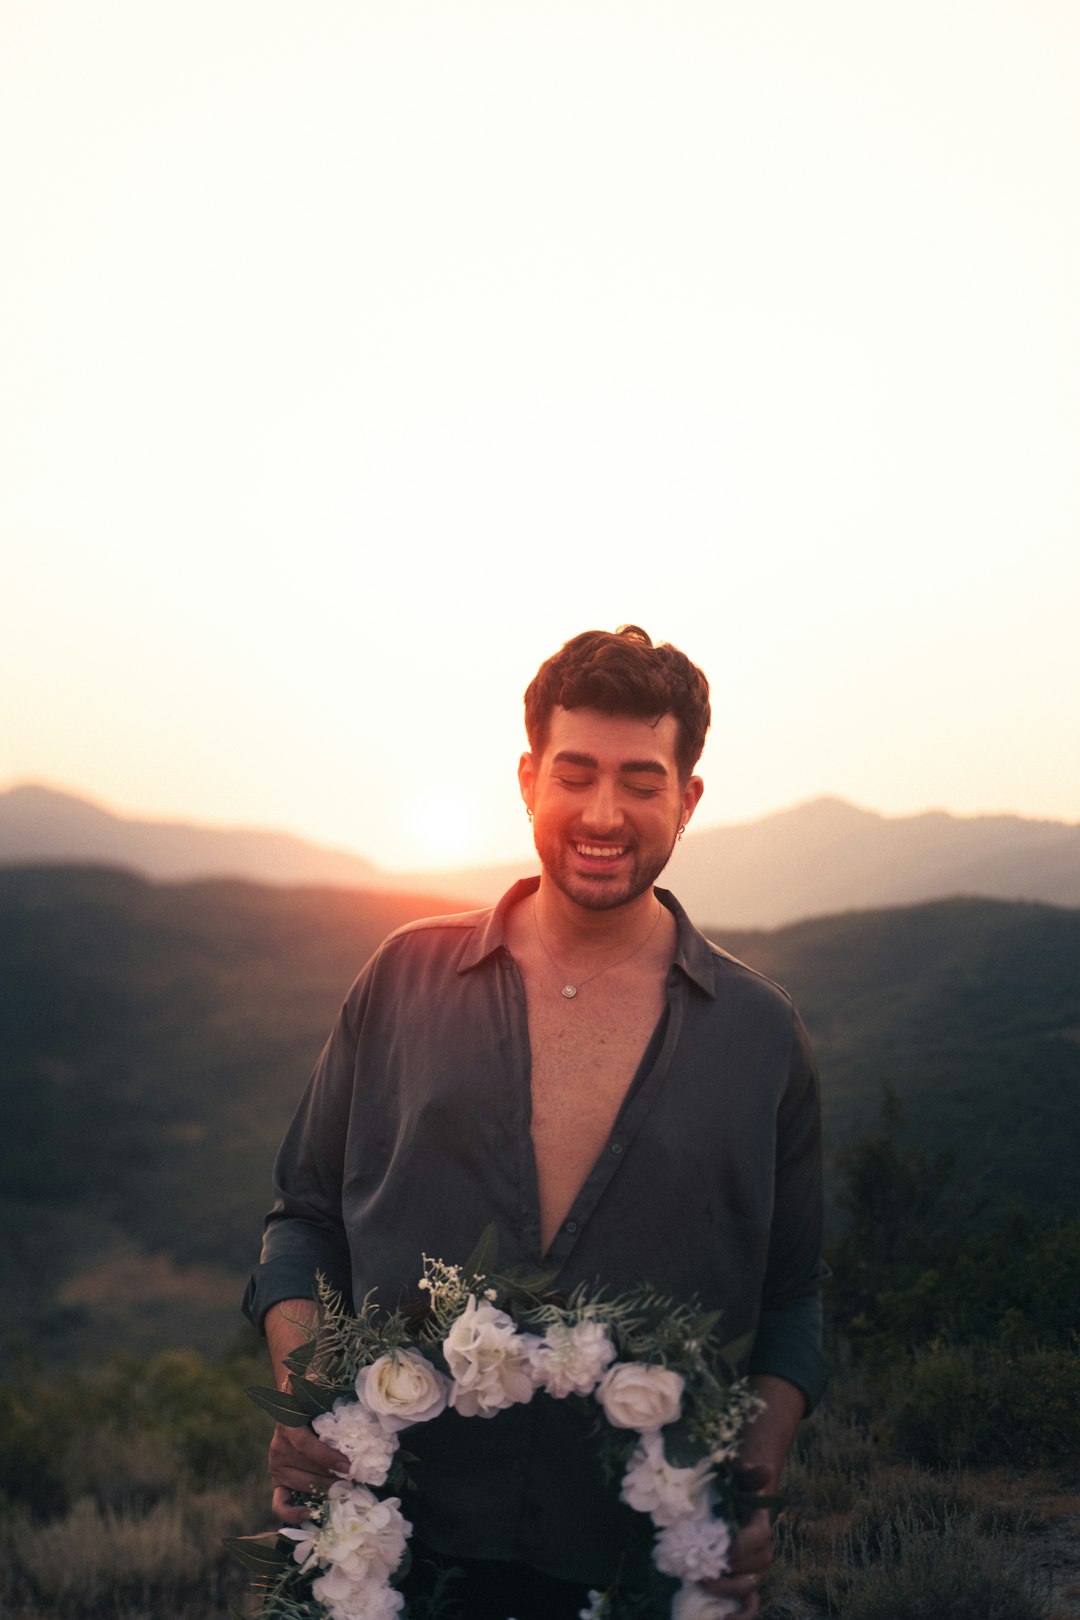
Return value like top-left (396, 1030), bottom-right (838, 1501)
top-left (272, 1486), bottom-right (313, 1525)
top-left (700, 1570), bottom-right (763, 1615)
top-left (270, 1459), bottom-right (344, 1494)
top-left (270, 1426), bottom-right (348, 1470)
top-left (726, 1514), bottom-right (774, 1573)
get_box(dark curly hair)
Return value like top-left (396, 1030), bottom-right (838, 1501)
top-left (524, 626), bottom-right (711, 783)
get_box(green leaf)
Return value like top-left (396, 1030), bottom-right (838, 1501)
top-left (661, 1418), bottom-right (702, 1469)
top-left (462, 1222), bottom-right (499, 1282)
top-left (717, 1330), bottom-right (755, 1372)
top-left (284, 1337), bottom-right (317, 1374)
top-left (222, 1533), bottom-right (293, 1574)
top-left (244, 1385), bottom-right (313, 1426)
top-left (503, 1266), bottom-right (560, 1297)
top-left (288, 1374), bottom-right (342, 1417)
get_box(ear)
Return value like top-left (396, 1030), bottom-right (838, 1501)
top-left (680, 774), bottom-right (704, 828)
top-left (518, 751), bottom-right (535, 812)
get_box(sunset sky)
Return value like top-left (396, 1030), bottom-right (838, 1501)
top-left (3, 2), bottom-right (1078, 871)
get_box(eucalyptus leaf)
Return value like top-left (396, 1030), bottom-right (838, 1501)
top-left (283, 1338), bottom-right (317, 1373)
top-left (462, 1222), bottom-right (499, 1282)
top-left (245, 1386), bottom-right (313, 1426)
top-left (503, 1266), bottom-right (559, 1297)
top-left (717, 1330), bottom-right (755, 1372)
top-left (223, 1533), bottom-right (293, 1574)
top-left (288, 1374), bottom-right (340, 1417)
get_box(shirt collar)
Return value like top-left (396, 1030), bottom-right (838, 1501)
top-left (458, 876), bottom-right (716, 998)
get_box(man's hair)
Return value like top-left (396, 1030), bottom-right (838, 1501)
top-left (524, 625), bottom-right (711, 782)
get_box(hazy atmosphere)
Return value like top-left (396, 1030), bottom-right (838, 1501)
top-left (4, 0), bottom-right (1078, 874)
top-left (4, 12), bottom-right (1080, 1615)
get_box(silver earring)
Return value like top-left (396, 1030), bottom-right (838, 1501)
top-left (526, 807), bottom-right (534, 823)
top-left (677, 823), bottom-right (686, 840)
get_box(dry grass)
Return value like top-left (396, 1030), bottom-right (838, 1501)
top-left (764, 1380), bottom-right (1059, 1620)
top-left (0, 1479), bottom-right (268, 1619)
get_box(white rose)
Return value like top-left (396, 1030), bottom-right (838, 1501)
top-left (596, 1361), bottom-right (684, 1432)
top-left (444, 1295), bottom-right (537, 1418)
top-left (355, 1349), bottom-right (450, 1432)
top-left (671, 1583), bottom-right (739, 1619)
top-left (620, 1430), bottom-right (715, 1527)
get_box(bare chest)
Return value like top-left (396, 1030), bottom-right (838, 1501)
top-left (523, 967), bottom-right (668, 1251)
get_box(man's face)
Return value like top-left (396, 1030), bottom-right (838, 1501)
top-left (518, 706), bottom-right (704, 912)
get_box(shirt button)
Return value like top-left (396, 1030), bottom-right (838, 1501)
top-left (565, 1219), bottom-right (578, 1234)
top-left (610, 1141), bottom-right (624, 1157)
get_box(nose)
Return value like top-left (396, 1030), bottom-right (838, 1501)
top-left (580, 778), bottom-right (624, 834)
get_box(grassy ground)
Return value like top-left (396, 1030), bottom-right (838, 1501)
top-left (761, 1375), bottom-right (1080, 1620)
top-left (1, 1357), bottom-right (1075, 1620)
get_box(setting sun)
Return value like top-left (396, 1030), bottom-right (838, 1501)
top-left (406, 794), bottom-right (484, 870)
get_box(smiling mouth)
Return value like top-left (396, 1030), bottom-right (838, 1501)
top-left (574, 843), bottom-right (628, 861)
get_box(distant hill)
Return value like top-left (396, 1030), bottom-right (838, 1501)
top-left (2, 865), bottom-right (1078, 1366)
top-left (677, 796), bottom-right (1080, 927)
top-left (0, 783), bottom-right (389, 889)
top-left (3, 783), bottom-right (1080, 928)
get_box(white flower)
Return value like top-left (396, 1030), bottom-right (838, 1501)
top-left (671, 1583), bottom-right (739, 1619)
top-left (443, 1294), bottom-right (537, 1418)
top-left (313, 1399), bottom-right (399, 1486)
top-left (312, 1571), bottom-right (405, 1619)
top-left (620, 1431), bottom-right (715, 1527)
top-left (355, 1349), bottom-right (451, 1433)
top-left (596, 1361), bottom-right (684, 1432)
top-left (654, 1512), bottom-right (732, 1582)
top-left (579, 1589), bottom-right (612, 1619)
top-left (294, 1480), bottom-right (410, 1587)
top-left (280, 1519), bottom-right (320, 1569)
top-left (528, 1319), bottom-right (617, 1399)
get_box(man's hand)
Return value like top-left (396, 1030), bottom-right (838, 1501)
top-left (269, 1423), bottom-right (350, 1525)
top-left (264, 1298), bottom-right (348, 1525)
top-left (697, 1465), bottom-right (772, 1616)
top-left (698, 1374), bottom-right (807, 1615)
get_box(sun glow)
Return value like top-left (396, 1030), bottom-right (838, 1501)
top-left (406, 794), bottom-right (483, 870)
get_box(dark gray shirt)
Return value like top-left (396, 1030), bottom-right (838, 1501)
top-left (244, 879), bottom-right (827, 1585)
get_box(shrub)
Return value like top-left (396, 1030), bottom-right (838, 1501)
top-left (890, 1345), bottom-right (1080, 1468)
top-left (834, 1507), bottom-right (1049, 1620)
top-left (0, 1345), bottom-right (270, 1521)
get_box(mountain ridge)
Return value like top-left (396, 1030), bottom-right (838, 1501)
top-left (3, 781), bottom-right (1079, 928)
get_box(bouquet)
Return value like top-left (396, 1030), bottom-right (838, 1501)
top-left (228, 1229), bottom-right (766, 1620)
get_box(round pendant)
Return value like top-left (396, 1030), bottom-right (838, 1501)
top-left (561, 984), bottom-right (578, 999)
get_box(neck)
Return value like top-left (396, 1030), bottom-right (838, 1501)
top-left (532, 874), bottom-right (661, 954)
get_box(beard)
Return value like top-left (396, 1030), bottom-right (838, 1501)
top-left (531, 822), bottom-right (680, 911)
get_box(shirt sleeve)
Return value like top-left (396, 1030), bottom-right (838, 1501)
top-left (241, 973), bottom-right (367, 1333)
top-left (747, 1008), bottom-right (829, 1411)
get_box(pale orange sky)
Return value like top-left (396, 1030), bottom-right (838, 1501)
top-left (3, 2), bottom-right (1078, 870)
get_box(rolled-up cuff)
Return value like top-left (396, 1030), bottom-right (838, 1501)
top-left (241, 1255), bottom-right (353, 1334)
top-left (748, 1285), bottom-right (829, 1414)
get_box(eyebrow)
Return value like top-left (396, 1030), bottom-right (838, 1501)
top-left (552, 750), bottom-right (670, 778)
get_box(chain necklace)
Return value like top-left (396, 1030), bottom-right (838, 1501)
top-left (531, 898), bottom-right (664, 1000)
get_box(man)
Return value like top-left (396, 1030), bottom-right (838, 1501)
top-left (244, 626), bottom-right (827, 1618)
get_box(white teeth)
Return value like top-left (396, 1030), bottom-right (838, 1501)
top-left (576, 844), bottom-right (625, 859)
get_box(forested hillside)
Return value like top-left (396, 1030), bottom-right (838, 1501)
top-left (3, 866), bottom-right (1078, 1367)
